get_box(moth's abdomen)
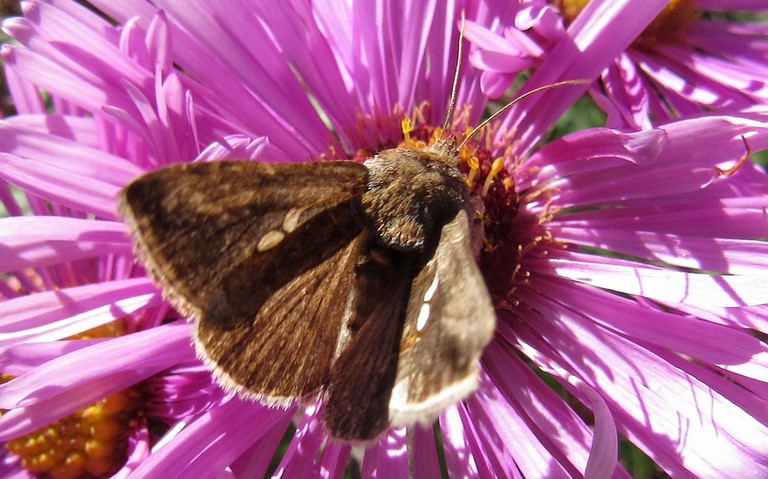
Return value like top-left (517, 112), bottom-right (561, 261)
top-left (361, 148), bottom-right (468, 253)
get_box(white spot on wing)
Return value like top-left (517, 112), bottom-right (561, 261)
top-left (257, 230), bottom-right (285, 252)
top-left (282, 207), bottom-right (305, 233)
top-left (416, 272), bottom-right (439, 331)
top-left (416, 304), bottom-right (430, 331)
top-left (423, 271), bottom-right (439, 302)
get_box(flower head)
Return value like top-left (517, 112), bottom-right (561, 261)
top-left (1, 1), bottom-right (767, 478)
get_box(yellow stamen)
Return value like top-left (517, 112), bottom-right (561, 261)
top-left (466, 155), bottom-right (480, 188)
top-left (401, 118), bottom-right (414, 147)
top-left (482, 157), bottom-right (505, 196)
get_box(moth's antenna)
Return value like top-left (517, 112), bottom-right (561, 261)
top-left (442, 10), bottom-right (466, 134)
top-left (457, 79), bottom-right (590, 150)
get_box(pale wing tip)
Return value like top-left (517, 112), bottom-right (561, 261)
top-left (388, 371), bottom-right (479, 426)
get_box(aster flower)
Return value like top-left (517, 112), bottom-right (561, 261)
top-left (1, 2), bottom-right (767, 479)
top-left (466, 0), bottom-right (768, 129)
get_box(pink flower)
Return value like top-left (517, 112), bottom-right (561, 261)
top-left (1, 1), bottom-right (767, 478)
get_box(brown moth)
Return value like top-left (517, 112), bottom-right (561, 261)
top-left (118, 14), bottom-right (504, 440)
top-left (119, 135), bottom-right (496, 441)
top-left (117, 73), bottom-right (585, 441)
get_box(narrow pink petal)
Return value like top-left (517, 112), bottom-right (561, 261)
top-left (0, 121), bottom-right (143, 184)
top-left (362, 428), bottom-right (409, 478)
top-left (0, 323), bottom-right (193, 438)
top-left (0, 370), bottom-right (141, 440)
top-left (391, 0), bottom-right (435, 110)
top-left (196, 135), bottom-right (269, 162)
top-left (601, 53), bottom-right (652, 130)
top-left (0, 337), bottom-right (104, 375)
top-left (469, 48), bottom-right (537, 73)
top-left (467, 379), bottom-right (563, 478)
top-left (0, 322), bottom-right (192, 408)
top-left (2, 56), bottom-right (46, 114)
top-left (134, 398), bottom-right (293, 479)
top-left (439, 405), bottom-right (480, 479)
top-left (229, 422), bottom-right (292, 479)
top-left (656, 113), bottom-right (768, 169)
top-left (577, 381), bottom-right (618, 479)
top-left (19, 1), bottom-right (152, 88)
top-left (482, 342), bottom-right (629, 479)
top-left (659, 44), bottom-right (768, 101)
top-left (0, 217), bottom-right (130, 271)
top-left (76, 0), bottom-right (158, 27)
top-left (497, 0), bottom-right (669, 156)
top-left (1, 44), bottom-right (137, 117)
top-left (4, 114), bottom-right (99, 146)
top-left (553, 200), bottom-right (768, 239)
top-left (0, 277), bottom-right (160, 346)
top-left (551, 164), bottom-right (717, 207)
top-left (523, 128), bottom-right (666, 187)
top-left (316, 442), bottom-right (352, 479)
top-left (0, 154), bottom-right (119, 218)
top-left (688, 20), bottom-right (768, 73)
top-left (479, 70), bottom-right (515, 99)
top-left (535, 277), bottom-right (767, 368)
top-left (463, 21), bottom-right (522, 55)
top-left (151, 1), bottom-right (332, 156)
top-left (144, 10), bottom-right (172, 76)
top-left (273, 404), bottom-right (328, 478)
top-left (650, 345), bottom-right (768, 425)
top-left (541, 253), bottom-right (768, 306)
top-left (551, 227), bottom-right (768, 275)
top-left (517, 288), bottom-right (768, 478)
top-left (410, 424), bottom-right (442, 478)
top-left (631, 49), bottom-right (743, 108)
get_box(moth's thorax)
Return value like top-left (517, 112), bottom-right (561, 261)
top-left (361, 146), bottom-right (468, 252)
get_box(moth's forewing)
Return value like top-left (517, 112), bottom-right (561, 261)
top-left (195, 228), bottom-right (365, 402)
top-left (323, 241), bottom-right (415, 440)
top-left (119, 160), bottom-right (369, 401)
top-left (389, 208), bottom-right (496, 425)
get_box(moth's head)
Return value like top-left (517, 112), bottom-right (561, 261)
top-left (425, 136), bottom-right (460, 161)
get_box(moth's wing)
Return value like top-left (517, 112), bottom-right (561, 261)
top-left (323, 245), bottom-right (414, 441)
top-left (389, 208), bottom-right (496, 425)
top-left (119, 160), bottom-right (369, 400)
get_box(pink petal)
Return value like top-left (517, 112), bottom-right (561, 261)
top-left (482, 342), bottom-right (628, 478)
top-left (134, 398), bottom-right (293, 479)
top-left (439, 405), bottom-right (480, 479)
top-left (0, 322), bottom-right (193, 438)
top-left (497, 0), bottom-right (670, 156)
top-left (0, 217), bottom-right (130, 271)
top-left (517, 288), bottom-right (768, 478)
top-left (550, 227), bottom-right (768, 275)
top-left (542, 252), bottom-right (768, 306)
top-left (0, 277), bottom-right (160, 346)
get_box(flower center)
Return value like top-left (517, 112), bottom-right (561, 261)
top-left (551, 0), bottom-right (699, 49)
top-left (346, 106), bottom-right (554, 308)
top-left (3, 321), bottom-right (141, 479)
top-left (392, 119), bottom-right (543, 305)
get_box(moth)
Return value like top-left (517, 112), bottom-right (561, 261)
top-left (117, 64), bottom-right (586, 439)
top-left (118, 11), bottom-right (516, 439)
top-left (119, 135), bottom-right (496, 441)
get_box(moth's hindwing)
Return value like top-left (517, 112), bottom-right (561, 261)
top-left (322, 242), bottom-right (415, 441)
top-left (119, 160), bottom-right (369, 401)
top-left (389, 208), bottom-right (496, 425)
